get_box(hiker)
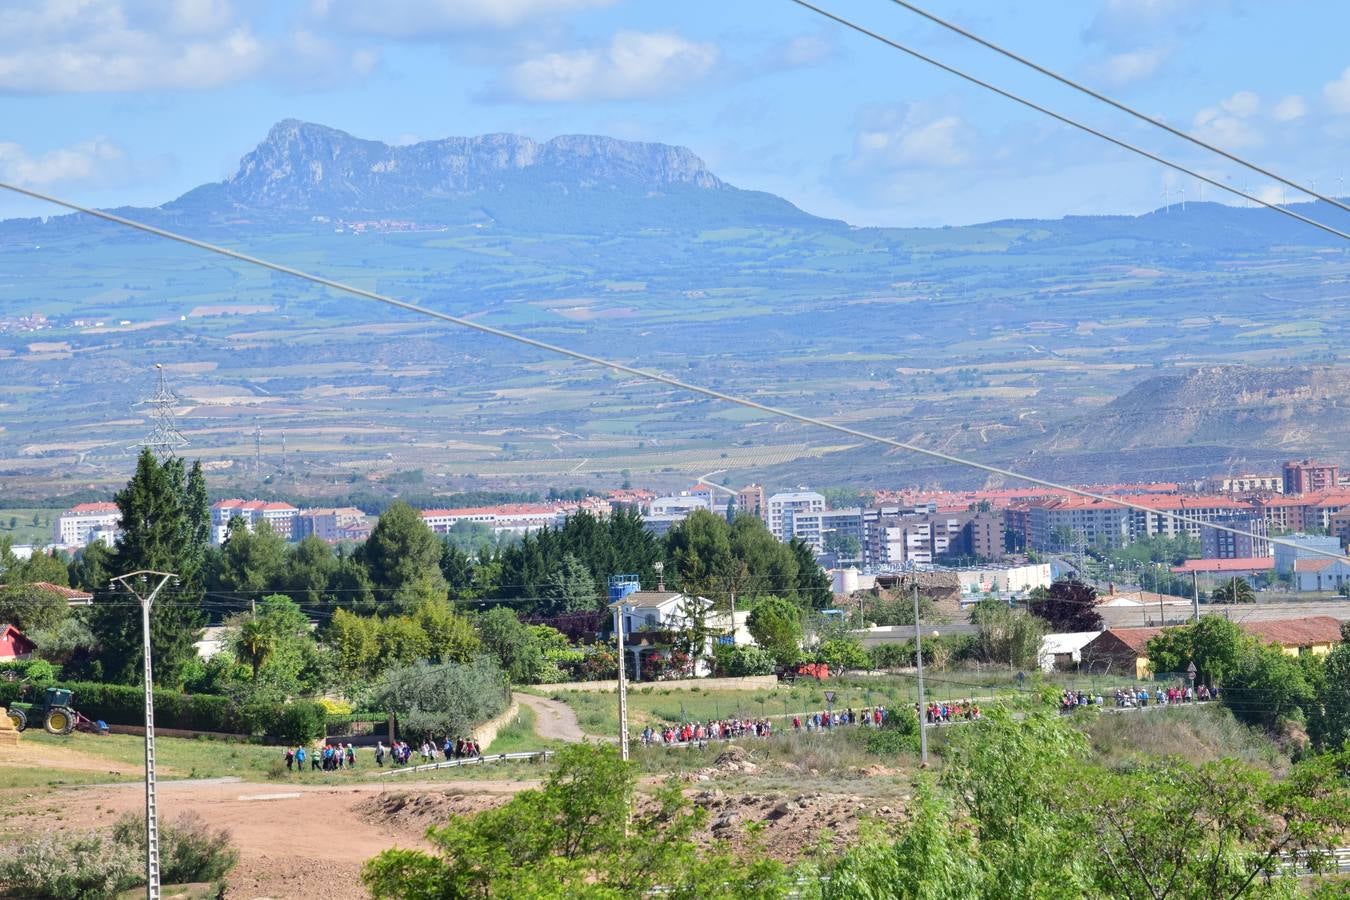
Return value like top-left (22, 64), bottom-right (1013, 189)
top-left (346, 743), bottom-right (356, 768)
top-left (375, 741), bottom-right (386, 767)
top-left (285, 747), bottom-right (294, 772)
top-left (295, 745), bottom-right (306, 772)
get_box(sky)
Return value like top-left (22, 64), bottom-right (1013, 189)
top-left (4, 0), bottom-right (1350, 226)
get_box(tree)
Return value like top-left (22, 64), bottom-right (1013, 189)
top-left (234, 617), bottom-right (275, 682)
top-left (285, 535), bottom-right (338, 606)
top-left (789, 538), bottom-right (832, 608)
top-left (746, 597), bottom-right (802, 669)
top-left (542, 553), bottom-right (598, 615)
top-left (9, 549), bottom-right (70, 586)
top-left (370, 657), bottom-right (509, 745)
top-left (1211, 577), bottom-right (1256, 604)
top-left (361, 500), bottom-right (448, 609)
top-left (1027, 579), bottom-right (1103, 632)
top-left (973, 602), bottom-right (1046, 669)
top-left (823, 531), bottom-right (861, 561)
top-left (361, 743), bottom-right (788, 899)
top-left (1146, 616), bottom-right (1252, 685)
top-left (0, 583), bottom-right (69, 633)
top-left (212, 519), bottom-right (288, 598)
top-left (1223, 643), bottom-right (1316, 730)
top-left (816, 637), bottom-right (870, 673)
top-left (665, 509), bottom-right (733, 602)
top-left (1309, 622), bottom-right (1350, 749)
top-left (90, 448), bottom-right (205, 686)
top-left (410, 598), bottom-right (481, 665)
top-left (477, 606), bottom-right (535, 682)
top-left (68, 540), bottom-right (113, 592)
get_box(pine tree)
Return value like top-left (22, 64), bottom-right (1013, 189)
top-left (89, 448), bottom-right (206, 686)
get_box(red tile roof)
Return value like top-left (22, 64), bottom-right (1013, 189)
top-left (1171, 557), bottom-right (1274, 574)
top-left (1245, 616), bottom-right (1344, 647)
top-left (0, 582), bottom-right (93, 601)
top-left (67, 502), bottom-right (118, 514)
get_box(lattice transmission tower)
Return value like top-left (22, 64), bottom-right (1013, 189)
top-left (138, 364), bottom-right (189, 459)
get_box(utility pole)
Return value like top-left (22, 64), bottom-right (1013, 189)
top-left (1191, 570), bottom-right (1200, 623)
top-left (111, 569), bottom-right (177, 900)
top-left (614, 603), bottom-right (630, 762)
top-left (913, 582), bottom-right (928, 767)
top-left (253, 419), bottom-right (262, 481)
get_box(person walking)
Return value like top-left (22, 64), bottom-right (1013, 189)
top-left (295, 745), bottom-right (306, 772)
top-left (375, 741), bottom-right (386, 767)
top-left (285, 747), bottom-right (294, 772)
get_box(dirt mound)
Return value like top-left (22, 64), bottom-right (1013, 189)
top-left (689, 788), bottom-right (910, 861)
top-left (359, 790), bottom-right (510, 831)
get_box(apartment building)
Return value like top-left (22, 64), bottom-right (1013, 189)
top-left (766, 491), bottom-right (825, 542)
top-left (210, 499), bottom-right (299, 544)
top-left (1025, 494), bottom-right (1250, 550)
top-left (1205, 473), bottom-right (1283, 494)
top-left (735, 484), bottom-right (766, 521)
top-left (1283, 459), bottom-right (1340, 495)
top-left (1200, 513), bottom-right (1270, 559)
top-left (294, 507), bottom-right (369, 543)
top-left (788, 507), bottom-right (864, 554)
top-left (865, 511), bottom-right (1000, 567)
top-left (53, 502), bottom-right (121, 547)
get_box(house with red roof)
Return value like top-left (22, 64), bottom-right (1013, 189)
top-left (0, 624), bottom-right (36, 661)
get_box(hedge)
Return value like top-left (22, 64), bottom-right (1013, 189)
top-left (0, 680), bottom-right (326, 743)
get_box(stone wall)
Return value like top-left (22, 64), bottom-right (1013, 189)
top-left (535, 674), bottom-right (779, 694)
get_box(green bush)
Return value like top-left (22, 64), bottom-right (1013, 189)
top-left (0, 658), bottom-right (56, 685)
top-left (864, 714), bottom-right (920, 755)
top-left (712, 644), bottom-right (776, 677)
top-left (0, 813), bottom-right (236, 899)
top-left (1, 680), bottom-right (326, 742)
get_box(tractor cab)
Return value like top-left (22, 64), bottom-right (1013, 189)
top-left (45, 687), bottom-right (73, 710)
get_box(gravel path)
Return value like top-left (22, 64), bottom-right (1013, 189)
top-left (517, 693), bottom-right (586, 742)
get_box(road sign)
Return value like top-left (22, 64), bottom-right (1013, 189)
top-left (824, 691), bottom-right (836, 704)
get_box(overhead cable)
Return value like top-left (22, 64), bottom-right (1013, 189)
top-left (884, 0), bottom-right (1350, 214)
top-left (0, 184), bottom-right (1345, 566)
top-left (786, 0), bottom-right (1350, 242)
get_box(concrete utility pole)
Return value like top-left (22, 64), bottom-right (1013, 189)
top-left (913, 583), bottom-right (929, 767)
top-left (1191, 570), bottom-right (1200, 623)
top-left (614, 603), bottom-right (630, 762)
top-left (111, 570), bottom-right (177, 900)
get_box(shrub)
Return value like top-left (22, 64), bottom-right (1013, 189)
top-left (713, 644), bottom-right (776, 677)
top-left (0, 813), bottom-right (236, 899)
top-left (0, 658), bottom-right (56, 685)
top-left (318, 696), bottom-right (353, 716)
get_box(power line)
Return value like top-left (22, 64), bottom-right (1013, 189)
top-left (786, 0), bottom-right (1350, 243)
top-left (882, 0), bottom-right (1350, 215)
top-left (0, 186), bottom-right (1345, 568)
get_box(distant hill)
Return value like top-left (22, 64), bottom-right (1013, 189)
top-left (1044, 365), bottom-right (1350, 455)
top-left (156, 119), bottom-right (828, 233)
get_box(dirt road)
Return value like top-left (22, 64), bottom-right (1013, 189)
top-left (517, 692), bottom-right (586, 742)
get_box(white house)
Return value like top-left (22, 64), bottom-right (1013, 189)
top-left (1293, 557), bottom-right (1350, 593)
top-left (610, 589), bottom-right (717, 679)
top-left (1038, 631), bottom-right (1103, 673)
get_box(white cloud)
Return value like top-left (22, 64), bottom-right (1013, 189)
top-left (0, 0), bottom-right (266, 92)
top-left (1084, 0), bottom-right (1223, 48)
top-left (0, 137), bottom-right (132, 188)
top-left (847, 104), bottom-right (975, 171)
top-left (313, 0), bottom-right (617, 37)
top-left (1091, 46), bottom-right (1169, 86)
top-left (1192, 91), bottom-right (1263, 148)
top-left (496, 31), bottom-right (719, 103)
top-left (1324, 65), bottom-right (1350, 114)
top-left (766, 32), bottom-right (835, 69)
top-left (1271, 94), bottom-right (1306, 122)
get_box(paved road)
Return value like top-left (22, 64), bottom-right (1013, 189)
top-left (517, 692), bottom-right (586, 742)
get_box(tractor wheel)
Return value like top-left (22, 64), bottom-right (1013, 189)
top-left (44, 707), bottom-right (74, 736)
top-left (6, 708), bottom-right (26, 732)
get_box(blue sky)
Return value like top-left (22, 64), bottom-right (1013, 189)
top-left (4, 0), bottom-right (1350, 226)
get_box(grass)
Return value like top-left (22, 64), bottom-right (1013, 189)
top-left (1084, 704), bottom-right (1286, 771)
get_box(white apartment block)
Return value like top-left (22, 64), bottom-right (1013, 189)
top-left (294, 508), bottom-right (369, 543)
top-left (211, 499), bottom-right (299, 544)
top-left (421, 500), bottom-right (612, 539)
top-left (53, 502), bottom-right (121, 547)
top-left (766, 491), bottom-right (825, 542)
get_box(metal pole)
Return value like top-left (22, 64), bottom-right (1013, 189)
top-left (112, 570), bottom-right (176, 900)
top-left (1191, 570), bottom-right (1200, 623)
top-left (614, 604), bottom-right (630, 762)
top-left (913, 583), bottom-right (929, 766)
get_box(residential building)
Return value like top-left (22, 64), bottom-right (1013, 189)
top-left (864, 510), bottom-right (1000, 567)
top-left (210, 499), bottom-right (299, 544)
top-left (1025, 494), bottom-right (1250, 550)
top-left (955, 562), bottom-right (1051, 596)
top-left (1330, 509), bottom-right (1350, 550)
top-left (735, 484), bottom-right (766, 521)
top-left (609, 589), bottom-right (716, 680)
top-left (766, 491), bottom-right (825, 542)
top-left (1205, 473), bottom-right (1282, 494)
top-left (1274, 533), bottom-right (1342, 574)
top-left (1083, 617), bottom-right (1345, 678)
top-left (647, 494), bottom-right (711, 518)
top-left (294, 507), bottom-right (369, 543)
top-left (1283, 459), bottom-right (1340, 495)
top-left (53, 502), bottom-right (120, 547)
top-left (1037, 631), bottom-right (1103, 673)
top-left (0, 624), bottom-right (35, 661)
top-left (1201, 513), bottom-right (1269, 558)
top-left (1293, 558), bottom-right (1350, 593)
top-left (789, 507), bottom-right (864, 554)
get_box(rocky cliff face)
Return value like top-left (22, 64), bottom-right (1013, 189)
top-left (221, 119), bottom-right (724, 212)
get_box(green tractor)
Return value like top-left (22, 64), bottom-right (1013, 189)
top-left (7, 687), bottom-right (86, 735)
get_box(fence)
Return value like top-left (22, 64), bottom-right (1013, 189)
top-left (375, 750), bottom-right (555, 777)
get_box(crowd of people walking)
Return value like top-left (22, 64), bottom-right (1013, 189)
top-left (284, 735), bottom-right (484, 772)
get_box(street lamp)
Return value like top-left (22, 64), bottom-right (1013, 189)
top-left (111, 569), bottom-right (177, 900)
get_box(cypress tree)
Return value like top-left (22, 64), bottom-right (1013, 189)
top-left (89, 448), bottom-right (206, 686)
